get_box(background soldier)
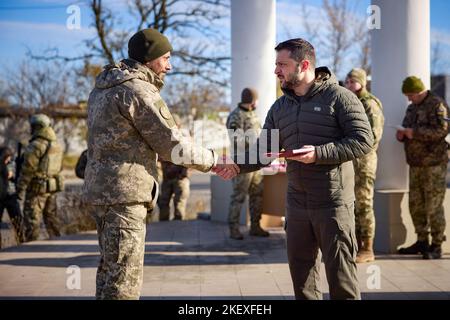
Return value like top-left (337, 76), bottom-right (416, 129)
top-left (83, 29), bottom-right (237, 300)
top-left (397, 76), bottom-right (449, 259)
top-left (16, 114), bottom-right (64, 242)
top-left (0, 146), bottom-right (24, 247)
top-left (159, 114), bottom-right (191, 221)
top-left (345, 68), bottom-right (384, 263)
top-left (226, 88), bottom-right (269, 240)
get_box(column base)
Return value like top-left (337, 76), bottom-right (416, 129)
top-left (374, 189), bottom-right (450, 253)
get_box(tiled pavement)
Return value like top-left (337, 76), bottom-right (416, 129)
top-left (1, 172), bottom-right (450, 300)
top-left (0, 219), bottom-right (449, 300)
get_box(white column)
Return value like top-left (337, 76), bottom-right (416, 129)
top-left (231, 0), bottom-right (276, 123)
top-left (371, 0), bottom-right (430, 190)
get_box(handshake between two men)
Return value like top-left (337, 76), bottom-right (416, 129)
top-left (211, 155), bottom-right (240, 180)
top-left (210, 145), bottom-right (318, 180)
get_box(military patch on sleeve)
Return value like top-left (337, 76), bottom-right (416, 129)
top-left (155, 99), bottom-right (176, 127)
top-left (437, 103), bottom-right (446, 116)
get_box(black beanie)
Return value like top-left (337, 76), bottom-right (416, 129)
top-left (128, 29), bottom-right (173, 63)
top-left (241, 88), bottom-right (258, 104)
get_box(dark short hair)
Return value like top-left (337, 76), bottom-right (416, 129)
top-left (0, 146), bottom-right (13, 162)
top-left (275, 38), bottom-right (316, 69)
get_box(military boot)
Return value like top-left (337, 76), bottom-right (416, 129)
top-left (398, 240), bottom-right (429, 254)
top-left (356, 238), bottom-right (375, 263)
top-left (423, 244), bottom-right (442, 259)
top-left (249, 224), bottom-right (269, 237)
top-left (229, 225), bottom-right (244, 240)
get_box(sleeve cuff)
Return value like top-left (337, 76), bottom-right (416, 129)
top-left (210, 149), bottom-right (218, 171)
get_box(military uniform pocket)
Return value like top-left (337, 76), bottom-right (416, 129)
top-left (103, 204), bottom-right (147, 265)
top-left (30, 179), bottom-right (47, 194)
top-left (47, 178), bottom-right (58, 193)
top-left (55, 175), bottom-right (64, 192)
top-left (334, 203), bottom-right (355, 232)
top-left (334, 204), bottom-right (357, 261)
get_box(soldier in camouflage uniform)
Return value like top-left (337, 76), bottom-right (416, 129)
top-left (159, 114), bottom-right (191, 221)
top-left (397, 76), bottom-right (449, 259)
top-left (16, 114), bottom-right (64, 242)
top-left (226, 88), bottom-right (269, 240)
top-left (345, 68), bottom-right (384, 263)
top-left (158, 161), bottom-right (190, 221)
top-left (83, 29), bottom-right (236, 300)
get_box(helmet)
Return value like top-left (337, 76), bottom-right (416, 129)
top-left (29, 114), bottom-right (51, 128)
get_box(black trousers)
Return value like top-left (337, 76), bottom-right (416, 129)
top-left (0, 194), bottom-right (24, 246)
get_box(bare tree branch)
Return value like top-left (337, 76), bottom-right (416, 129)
top-left (26, 47), bottom-right (100, 62)
top-left (27, 0), bottom-right (230, 86)
top-left (299, 0), bottom-right (370, 78)
top-left (300, 3), bottom-right (321, 46)
top-left (430, 41), bottom-right (449, 76)
top-left (91, 0), bottom-right (114, 64)
top-left (3, 60), bottom-right (81, 110)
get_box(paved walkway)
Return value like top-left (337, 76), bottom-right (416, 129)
top-left (1, 172), bottom-right (450, 300)
top-left (1, 219), bottom-right (450, 300)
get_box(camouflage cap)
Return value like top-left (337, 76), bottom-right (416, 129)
top-left (346, 68), bottom-right (367, 88)
top-left (402, 76), bottom-right (426, 94)
top-left (128, 29), bottom-right (173, 64)
top-left (29, 113), bottom-right (51, 128)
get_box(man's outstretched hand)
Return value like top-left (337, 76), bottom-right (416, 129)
top-left (212, 155), bottom-right (240, 180)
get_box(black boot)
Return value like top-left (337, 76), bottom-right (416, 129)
top-left (249, 224), bottom-right (269, 237)
top-left (423, 244), bottom-right (442, 259)
top-left (229, 225), bottom-right (244, 240)
top-left (398, 240), bottom-right (429, 254)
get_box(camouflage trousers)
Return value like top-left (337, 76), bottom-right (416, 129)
top-left (409, 164), bottom-right (447, 245)
top-left (353, 150), bottom-right (377, 240)
top-left (23, 192), bottom-right (60, 242)
top-left (88, 203), bottom-right (148, 300)
top-left (158, 177), bottom-right (190, 221)
top-left (229, 171), bottom-right (263, 226)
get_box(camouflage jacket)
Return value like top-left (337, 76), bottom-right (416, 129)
top-left (226, 105), bottom-right (262, 155)
top-left (358, 89), bottom-right (384, 150)
top-left (83, 59), bottom-right (216, 205)
top-left (16, 126), bottom-right (63, 194)
top-left (401, 91), bottom-right (449, 167)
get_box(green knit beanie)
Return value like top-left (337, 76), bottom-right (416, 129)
top-left (128, 29), bottom-right (173, 63)
top-left (402, 76), bottom-right (425, 94)
top-left (346, 68), bottom-right (367, 87)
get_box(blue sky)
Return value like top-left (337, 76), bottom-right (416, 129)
top-left (1, 0), bottom-right (450, 77)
